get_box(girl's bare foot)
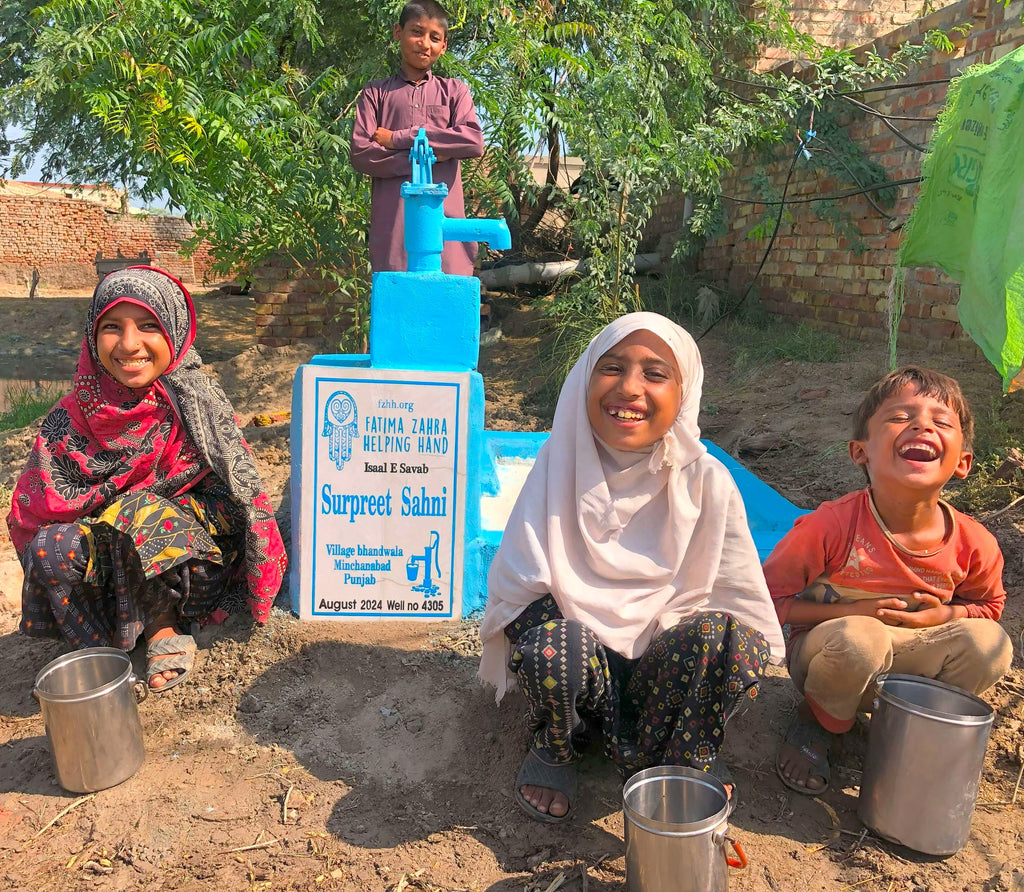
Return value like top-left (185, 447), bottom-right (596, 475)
top-left (519, 784), bottom-right (569, 818)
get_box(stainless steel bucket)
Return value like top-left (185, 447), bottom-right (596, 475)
top-left (623, 766), bottom-right (746, 892)
top-left (32, 647), bottom-right (148, 793)
top-left (857, 673), bottom-right (993, 856)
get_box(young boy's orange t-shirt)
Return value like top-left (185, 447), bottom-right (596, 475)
top-left (763, 488), bottom-right (1005, 653)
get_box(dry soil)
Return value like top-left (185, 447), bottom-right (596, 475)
top-left (0, 289), bottom-right (1022, 891)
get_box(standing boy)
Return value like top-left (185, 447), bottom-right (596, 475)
top-left (763, 367), bottom-right (1013, 795)
top-left (350, 1), bottom-right (484, 275)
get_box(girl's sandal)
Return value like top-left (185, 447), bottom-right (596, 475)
top-left (146, 634), bottom-right (197, 693)
top-left (514, 749), bottom-right (578, 824)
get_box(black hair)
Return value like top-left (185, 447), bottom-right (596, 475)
top-left (399, 0), bottom-right (449, 32)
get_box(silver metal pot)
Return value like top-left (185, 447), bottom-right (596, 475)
top-left (33, 647), bottom-right (148, 793)
top-left (623, 766), bottom-right (746, 892)
top-left (857, 673), bottom-right (993, 856)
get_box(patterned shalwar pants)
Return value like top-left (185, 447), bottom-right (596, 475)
top-left (505, 595), bottom-right (770, 777)
top-left (21, 494), bottom-right (237, 652)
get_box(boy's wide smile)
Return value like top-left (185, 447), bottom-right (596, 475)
top-left (849, 384), bottom-right (972, 493)
top-left (896, 438), bottom-right (940, 462)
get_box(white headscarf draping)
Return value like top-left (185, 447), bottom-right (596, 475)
top-left (478, 312), bottom-right (785, 700)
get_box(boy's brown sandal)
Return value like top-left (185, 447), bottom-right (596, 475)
top-left (776, 714), bottom-right (833, 795)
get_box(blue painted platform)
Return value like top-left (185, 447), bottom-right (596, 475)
top-left (469, 431), bottom-right (807, 616)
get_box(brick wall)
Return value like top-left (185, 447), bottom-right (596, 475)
top-left (678, 0), bottom-right (1024, 353)
top-left (252, 258), bottom-right (358, 349)
top-left (0, 189), bottom-right (216, 290)
top-left (755, 0), bottom-right (958, 69)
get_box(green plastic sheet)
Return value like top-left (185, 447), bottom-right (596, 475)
top-left (896, 44), bottom-right (1024, 391)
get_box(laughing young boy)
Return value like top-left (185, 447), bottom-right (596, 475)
top-left (763, 367), bottom-right (1013, 795)
top-left (350, 0), bottom-right (484, 275)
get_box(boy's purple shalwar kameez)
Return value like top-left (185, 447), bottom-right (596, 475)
top-left (351, 72), bottom-right (484, 276)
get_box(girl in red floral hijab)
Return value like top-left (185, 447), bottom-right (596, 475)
top-left (7, 267), bottom-right (286, 691)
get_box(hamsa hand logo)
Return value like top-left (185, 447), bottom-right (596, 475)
top-left (322, 391), bottom-right (358, 470)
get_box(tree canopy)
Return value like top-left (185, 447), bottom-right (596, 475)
top-left (0, 0), bottom-right (931, 342)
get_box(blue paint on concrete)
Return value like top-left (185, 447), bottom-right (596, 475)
top-left (370, 271), bottom-right (480, 371)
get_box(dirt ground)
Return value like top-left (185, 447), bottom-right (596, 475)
top-left (1, 288), bottom-right (1023, 891)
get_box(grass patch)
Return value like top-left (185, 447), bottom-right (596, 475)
top-left (0, 384), bottom-right (61, 432)
top-left (945, 393), bottom-right (1024, 516)
top-left (728, 320), bottom-right (845, 376)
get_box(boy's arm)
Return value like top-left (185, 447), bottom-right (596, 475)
top-left (350, 85), bottom-right (414, 179)
top-left (950, 553), bottom-right (1005, 620)
top-left (388, 81), bottom-right (484, 159)
top-left (876, 521), bottom-right (1006, 627)
top-left (951, 520), bottom-right (1006, 620)
top-left (763, 506), bottom-right (908, 627)
top-left (762, 511), bottom-right (831, 626)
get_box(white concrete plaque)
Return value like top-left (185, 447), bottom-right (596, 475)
top-left (295, 367), bottom-right (469, 620)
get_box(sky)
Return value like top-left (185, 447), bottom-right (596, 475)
top-left (3, 125), bottom-right (175, 210)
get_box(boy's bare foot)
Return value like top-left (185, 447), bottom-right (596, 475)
top-left (776, 702), bottom-right (833, 794)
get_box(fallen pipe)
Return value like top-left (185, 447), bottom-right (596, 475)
top-left (478, 253), bottom-right (662, 289)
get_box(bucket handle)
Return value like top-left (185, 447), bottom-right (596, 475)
top-left (712, 828), bottom-right (748, 869)
top-left (725, 836), bottom-right (747, 869)
top-left (129, 674), bottom-right (149, 704)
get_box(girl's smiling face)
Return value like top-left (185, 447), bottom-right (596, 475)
top-left (95, 301), bottom-right (173, 388)
top-left (587, 329), bottom-right (683, 451)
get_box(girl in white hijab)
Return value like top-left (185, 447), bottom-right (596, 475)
top-left (479, 312), bottom-right (785, 822)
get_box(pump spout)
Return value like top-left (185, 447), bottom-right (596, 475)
top-left (443, 217), bottom-right (512, 251)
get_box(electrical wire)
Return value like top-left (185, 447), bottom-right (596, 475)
top-left (841, 95), bottom-right (928, 151)
top-left (836, 77), bottom-right (953, 95)
top-left (711, 74), bottom-right (954, 98)
top-left (697, 127), bottom-right (811, 341)
top-left (811, 140), bottom-right (895, 219)
top-left (711, 74), bottom-right (934, 149)
top-left (835, 100), bottom-right (936, 122)
top-left (719, 175), bottom-right (922, 206)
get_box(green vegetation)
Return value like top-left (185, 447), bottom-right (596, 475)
top-left (0, 0), bottom-right (934, 350)
top-left (0, 385), bottom-right (59, 432)
top-left (729, 320), bottom-right (845, 373)
top-left (946, 395), bottom-right (1024, 515)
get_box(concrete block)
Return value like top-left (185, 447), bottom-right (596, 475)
top-left (370, 271), bottom-right (480, 371)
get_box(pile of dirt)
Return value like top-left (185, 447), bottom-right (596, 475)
top-left (1, 294), bottom-right (1023, 891)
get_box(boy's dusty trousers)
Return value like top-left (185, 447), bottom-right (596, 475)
top-left (788, 615), bottom-right (1013, 732)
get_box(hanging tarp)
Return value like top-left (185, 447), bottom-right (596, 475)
top-left (896, 43), bottom-right (1024, 391)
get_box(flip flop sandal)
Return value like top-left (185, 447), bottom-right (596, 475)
top-left (514, 749), bottom-right (578, 824)
top-left (776, 714), bottom-right (832, 795)
top-left (146, 634), bottom-right (197, 693)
